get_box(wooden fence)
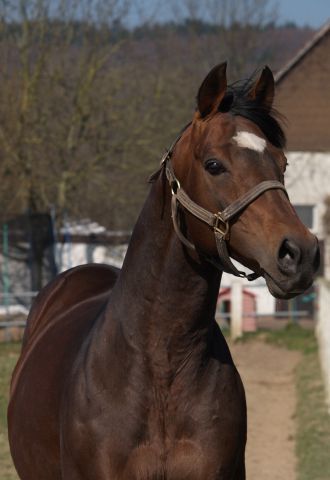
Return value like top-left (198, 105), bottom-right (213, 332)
top-left (316, 278), bottom-right (330, 412)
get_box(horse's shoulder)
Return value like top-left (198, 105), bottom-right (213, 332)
top-left (23, 263), bottom-right (119, 347)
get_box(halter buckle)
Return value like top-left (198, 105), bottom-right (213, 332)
top-left (213, 213), bottom-right (229, 239)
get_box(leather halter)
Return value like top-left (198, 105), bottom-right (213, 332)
top-left (152, 126), bottom-right (288, 281)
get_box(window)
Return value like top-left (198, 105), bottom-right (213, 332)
top-left (294, 205), bottom-right (314, 229)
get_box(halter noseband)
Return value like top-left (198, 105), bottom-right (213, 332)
top-left (154, 126), bottom-right (287, 281)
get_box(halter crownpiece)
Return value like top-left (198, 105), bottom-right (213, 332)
top-left (158, 126), bottom-right (288, 281)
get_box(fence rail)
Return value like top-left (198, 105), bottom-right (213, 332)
top-left (0, 292), bottom-right (38, 300)
top-left (217, 310), bottom-right (310, 319)
top-left (0, 283), bottom-right (317, 341)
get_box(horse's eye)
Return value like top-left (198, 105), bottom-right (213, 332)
top-left (204, 159), bottom-right (226, 175)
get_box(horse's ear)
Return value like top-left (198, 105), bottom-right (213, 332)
top-left (249, 66), bottom-right (274, 110)
top-left (197, 62), bottom-right (227, 118)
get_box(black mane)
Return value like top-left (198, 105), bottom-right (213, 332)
top-left (219, 76), bottom-right (286, 149)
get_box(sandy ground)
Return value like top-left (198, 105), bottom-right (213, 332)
top-left (230, 339), bottom-right (301, 480)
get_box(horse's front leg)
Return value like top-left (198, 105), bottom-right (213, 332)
top-left (233, 459), bottom-right (245, 480)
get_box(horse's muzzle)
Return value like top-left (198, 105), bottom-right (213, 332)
top-left (264, 235), bottom-right (320, 299)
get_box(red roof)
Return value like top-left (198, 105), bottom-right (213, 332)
top-left (219, 287), bottom-right (256, 298)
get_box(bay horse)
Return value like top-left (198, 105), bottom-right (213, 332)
top-left (8, 63), bottom-right (319, 479)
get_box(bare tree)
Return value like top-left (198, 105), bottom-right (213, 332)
top-left (0, 0), bottom-right (307, 237)
top-left (169, 0), bottom-right (278, 77)
top-left (0, 0), bottom-right (133, 219)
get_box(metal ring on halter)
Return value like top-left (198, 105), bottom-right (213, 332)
top-left (171, 179), bottom-right (181, 195)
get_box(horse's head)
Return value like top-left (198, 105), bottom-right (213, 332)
top-left (171, 63), bottom-right (319, 299)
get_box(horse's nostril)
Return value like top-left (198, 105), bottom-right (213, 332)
top-left (278, 239), bottom-right (301, 274)
top-left (313, 241), bottom-right (321, 273)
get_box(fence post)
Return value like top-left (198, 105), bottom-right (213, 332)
top-left (231, 280), bottom-right (243, 340)
top-left (316, 278), bottom-right (330, 412)
top-left (2, 223), bottom-right (10, 312)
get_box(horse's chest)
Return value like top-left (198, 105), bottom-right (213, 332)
top-left (123, 439), bottom-right (212, 479)
top-left (64, 358), bottom-right (245, 479)
top-left (122, 398), bottom-right (244, 479)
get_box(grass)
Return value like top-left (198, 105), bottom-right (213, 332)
top-left (296, 352), bottom-right (330, 480)
top-left (235, 323), bottom-right (317, 353)
top-left (262, 324), bottom-right (330, 480)
top-left (0, 343), bottom-right (20, 480)
top-left (265, 323), bottom-right (318, 354)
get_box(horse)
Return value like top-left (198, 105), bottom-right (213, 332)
top-left (8, 63), bottom-right (319, 480)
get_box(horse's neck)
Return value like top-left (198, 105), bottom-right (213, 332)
top-left (104, 174), bottom-right (221, 370)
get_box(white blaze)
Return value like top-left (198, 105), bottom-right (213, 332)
top-left (233, 131), bottom-right (266, 153)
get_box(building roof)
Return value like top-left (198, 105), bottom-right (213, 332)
top-left (274, 20), bottom-right (330, 152)
top-left (276, 20), bottom-right (330, 84)
top-left (219, 287), bottom-right (256, 298)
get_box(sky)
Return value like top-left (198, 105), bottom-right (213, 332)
top-left (128, 0), bottom-right (330, 29)
top-left (276, 0), bottom-right (329, 28)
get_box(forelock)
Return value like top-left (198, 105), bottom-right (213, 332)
top-left (218, 76), bottom-right (286, 149)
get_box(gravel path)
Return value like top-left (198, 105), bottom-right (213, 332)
top-left (230, 339), bottom-right (301, 480)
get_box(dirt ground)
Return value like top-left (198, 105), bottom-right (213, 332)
top-left (230, 339), bottom-right (301, 480)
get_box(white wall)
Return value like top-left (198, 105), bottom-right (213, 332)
top-left (221, 271), bottom-right (275, 315)
top-left (316, 278), bottom-right (330, 412)
top-left (285, 152), bottom-right (330, 238)
top-left (56, 242), bottom-right (127, 272)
